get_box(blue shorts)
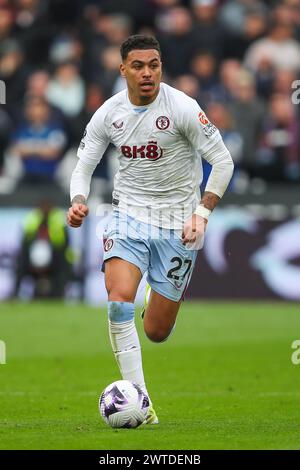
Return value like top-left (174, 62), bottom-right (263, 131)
top-left (103, 210), bottom-right (198, 302)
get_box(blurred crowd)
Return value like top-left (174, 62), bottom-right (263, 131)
top-left (0, 0), bottom-right (300, 201)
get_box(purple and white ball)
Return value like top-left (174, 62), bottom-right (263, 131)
top-left (99, 380), bottom-right (149, 428)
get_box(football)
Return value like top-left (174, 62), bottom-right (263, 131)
top-left (99, 380), bottom-right (150, 428)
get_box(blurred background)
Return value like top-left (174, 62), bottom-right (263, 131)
top-left (0, 0), bottom-right (299, 304)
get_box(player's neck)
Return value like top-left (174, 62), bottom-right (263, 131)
top-left (128, 88), bottom-right (160, 107)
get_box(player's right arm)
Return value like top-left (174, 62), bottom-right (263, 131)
top-left (67, 195), bottom-right (89, 228)
top-left (67, 106), bottom-right (110, 228)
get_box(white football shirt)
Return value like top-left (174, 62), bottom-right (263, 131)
top-left (74, 82), bottom-right (232, 228)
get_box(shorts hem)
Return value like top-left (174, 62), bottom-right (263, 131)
top-left (147, 280), bottom-right (182, 303)
top-left (104, 252), bottom-right (147, 277)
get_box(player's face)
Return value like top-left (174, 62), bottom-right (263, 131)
top-left (120, 49), bottom-right (162, 105)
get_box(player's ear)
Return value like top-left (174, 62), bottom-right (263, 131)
top-left (120, 63), bottom-right (126, 78)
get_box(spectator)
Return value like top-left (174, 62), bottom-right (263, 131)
top-left (14, 0), bottom-right (54, 66)
top-left (26, 68), bottom-right (71, 139)
top-left (99, 0), bottom-right (155, 30)
top-left (172, 74), bottom-right (201, 100)
top-left (223, 10), bottom-right (267, 60)
top-left (207, 102), bottom-right (244, 165)
top-left (0, 40), bottom-right (31, 116)
top-left (273, 1), bottom-right (300, 42)
top-left (83, 13), bottom-right (133, 80)
top-left (272, 69), bottom-right (298, 98)
top-left (46, 61), bottom-right (85, 117)
top-left (69, 83), bottom-right (105, 146)
top-left (12, 96), bottom-right (67, 184)
top-left (218, 59), bottom-right (243, 103)
top-left (244, 16), bottom-right (300, 73)
top-left (190, 50), bottom-right (220, 106)
top-left (229, 69), bottom-right (265, 175)
top-left (49, 33), bottom-right (83, 67)
top-left (192, 0), bottom-right (225, 60)
top-left (256, 93), bottom-right (300, 182)
top-left (92, 45), bottom-right (121, 98)
top-left (0, 5), bottom-right (15, 43)
top-left (26, 69), bottom-right (50, 98)
top-left (220, 0), bottom-right (267, 36)
top-left (157, 6), bottom-right (196, 77)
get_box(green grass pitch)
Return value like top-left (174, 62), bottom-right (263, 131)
top-left (0, 300), bottom-right (300, 450)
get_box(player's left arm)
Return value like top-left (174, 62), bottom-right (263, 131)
top-left (181, 99), bottom-right (234, 245)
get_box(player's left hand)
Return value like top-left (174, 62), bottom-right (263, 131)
top-left (182, 214), bottom-right (207, 249)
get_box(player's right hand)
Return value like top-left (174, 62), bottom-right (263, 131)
top-left (67, 203), bottom-right (89, 228)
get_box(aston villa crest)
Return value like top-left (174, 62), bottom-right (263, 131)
top-left (156, 116), bottom-right (170, 130)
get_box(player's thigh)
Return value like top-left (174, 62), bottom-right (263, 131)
top-left (105, 257), bottom-right (142, 302)
top-left (103, 210), bottom-right (149, 302)
top-left (148, 233), bottom-right (198, 305)
top-left (144, 235), bottom-right (198, 338)
top-left (143, 288), bottom-right (181, 334)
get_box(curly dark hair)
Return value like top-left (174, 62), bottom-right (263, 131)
top-left (120, 35), bottom-right (162, 61)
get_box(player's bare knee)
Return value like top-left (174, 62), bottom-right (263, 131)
top-left (106, 282), bottom-right (132, 302)
top-left (107, 289), bottom-right (133, 303)
top-left (144, 325), bottom-right (170, 343)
